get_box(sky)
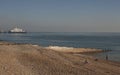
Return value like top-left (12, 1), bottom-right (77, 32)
top-left (0, 0), bottom-right (120, 32)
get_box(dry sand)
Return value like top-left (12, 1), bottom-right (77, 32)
top-left (0, 42), bottom-right (120, 75)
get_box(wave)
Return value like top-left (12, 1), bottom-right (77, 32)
top-left (45, 46), bottom-right (105, 54)
top-left (46, 46), bottom-right (74, 50)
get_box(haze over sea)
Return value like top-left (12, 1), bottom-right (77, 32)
top-left (0, 32), bottom-right (120, 62)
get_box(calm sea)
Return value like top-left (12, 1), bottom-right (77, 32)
top-left (0, 32), bottom-right (120, 62)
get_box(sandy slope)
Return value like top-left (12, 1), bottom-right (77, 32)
top-left (0, 42), bottom-right (120, 75)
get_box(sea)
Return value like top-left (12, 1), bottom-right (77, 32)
top-left (0, 32), bottom-right (120, 62)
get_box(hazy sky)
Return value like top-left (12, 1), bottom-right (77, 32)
top-left (0, 0), bottom-right (120, 32)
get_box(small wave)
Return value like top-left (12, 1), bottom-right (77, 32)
top-left (46, 46), bottom-right (74, 50)
top-left (32, 45), bottom-right (39, 46)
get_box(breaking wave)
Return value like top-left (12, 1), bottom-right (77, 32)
top-left (46, 46), bottom-right (74, 50)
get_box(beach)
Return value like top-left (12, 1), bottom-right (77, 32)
top-left (0, 42), bottom-right (120, 75)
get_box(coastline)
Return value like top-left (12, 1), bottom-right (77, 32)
top-left (0, 41), bottom-right (120, 75)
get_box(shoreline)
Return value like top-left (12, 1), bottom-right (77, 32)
top-left (0, 41), bottom-right (111, 54)
top-left (0, 41), bottom-right (118, 63)
top-left (45, 46), bottom-right (111, 54)
top-left (0, 41), bottom-right (113, 59)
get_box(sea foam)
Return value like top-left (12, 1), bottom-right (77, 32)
top-left (46, 46), bottom-right (74, 50)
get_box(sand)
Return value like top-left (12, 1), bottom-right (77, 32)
top-left (0, 42), bottom-right (120, 75)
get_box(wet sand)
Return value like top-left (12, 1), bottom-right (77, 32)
top-left (0, 42), bottom-right (120, 75)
